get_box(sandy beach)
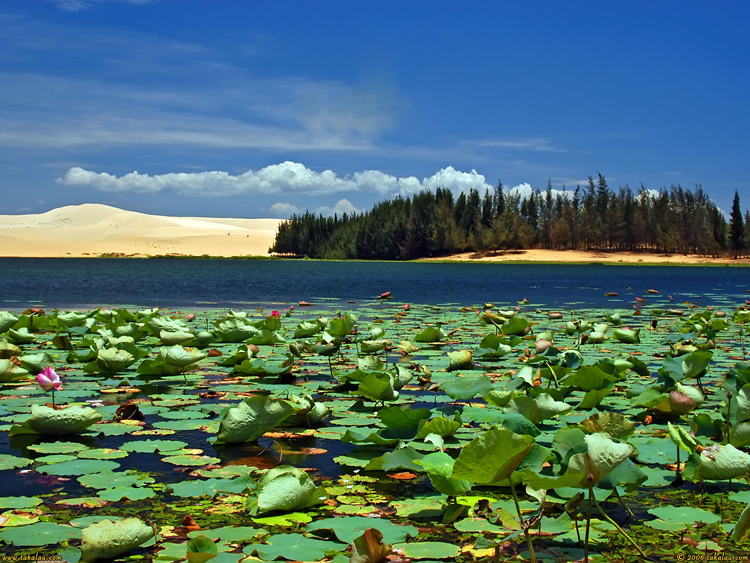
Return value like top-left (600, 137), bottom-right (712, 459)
top-left (0, 204), bottom-right (746, 264)
top-left (0, 204), bottom-right (282, 258)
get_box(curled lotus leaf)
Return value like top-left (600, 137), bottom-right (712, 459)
top-left (506, 393), bottom-right (572, 424)
top-left (138, 346), bottom-right (206, 375)
top-left (420, 451), bottom-right (472, 496)
top-left (361, 339), bottom-right (392, 354)
top-left (452, 428), bottom-right (534, 485)
top-left (213, 318), bottom-right (258, 342)
top-left (8, 327), bottom-right (35, 344)
top-left (159, 330), bottom-right (195, 346)
top-left (186, 535), bottom-right (218, 563)
top-left (85, 347), bottom-right (137, 374)
top-left (0, 358), bottom-right (30, 383)
top-left (250, 465), bottom-right (326, 515)
top-left (447, 349), bottom-right (473, 371)
top-left (0, 311), bottom-right (19, 333)
top-left (696, 443), bottom-right (750, 481)
top-left (145, 316), bottom-right (188, 337)
top-left (501, 316), bottom-right (529, 336)
top-left (611, 328), bottom-right (640, 344)
top-left (18, 352), bottom-right (55, 374)
top-left (80, 517), bottom-right (155, 562)
top-left (667, 422), bottom-right (700, 454)
top-left (354, 372), bottom-right (399, 402)
top-left (293, 320), bottom-right (321, 338)
top-left (13, 404), bottom-right (103, 436)
top-left (214, 396), bottom-right (295, 445)
top-left (414, 326), bottom-right (446, 343)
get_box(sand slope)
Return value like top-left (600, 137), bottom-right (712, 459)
top-left (0, 204), bottom-right (282, 257)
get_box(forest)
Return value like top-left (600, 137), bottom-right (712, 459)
top-left (269, 174), bottom-right (749, 261)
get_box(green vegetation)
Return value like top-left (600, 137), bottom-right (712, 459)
top-left (1, 292), bottom-right (750, 561)
top-left (271, 175), bottom-right (750, 260)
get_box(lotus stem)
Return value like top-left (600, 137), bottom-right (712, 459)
top-left (612, 487), bottom-right (634, 517)
top-left (509, 481), bottom-right (537, 563)
top-left (51, 388), bottom-right (56, 409)
top-left (584, 486), bottom-right (592, 563)
top-left (592, 495), bottom-right (649, 560)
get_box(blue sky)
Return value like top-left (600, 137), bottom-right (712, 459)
top-left (1, 1), bottom-right (748, 218)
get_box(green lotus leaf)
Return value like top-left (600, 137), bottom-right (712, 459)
top-left (379, 406), bottom-right (431, 440)
top-left (506, 393), bottom-right (572, 424)
top-left (138, 346), bottom-right (206, 375)
top-left (325, 313), bottom-right (358, 340)
top-left (611, 328), bottom-right (639, 344)
top-left (414, 326), bottom-right (446, 343)
top-left (246, 533), bottom-right (343, 561)
top-left (235, 357), bottom-right (293, 376)
top-left (0, 358), bottom-right (30, 382)
top-left (251, 465), bottom-right (326, 515)
top-left (562, 365), bottom-right (616, 391)
top-left (733, 502), bottom-right (750, 544)
top-left (114, 322), bottom-right (146, 340)
top-left (214, 396), bottom-right (295, 445)
top-left (578, 412), bottom-right (634, 439)
top-left (572, 433), bottom-right (635, 486)
top-left (248, 329), bottom-right (285, 346)
top-left (8, 327), bottom-right (35, 344)
top-left (186, 535), bottom-right (218, 563)
top-left (0, 337), bottom-right (20, 358)
top-left (696, 443), bottom-right (750, 481)
top-left (0, 311), bottom-right (19, 333)
top-left (728, 383), bottom-right (750, 425)
top-left (595, 458), bottom-right (647, 491)
top-left (0, 521), bottom-right (81, 547)
top-left (446, 349), bottom-right (473, 371)
top-left (361, 339), bottom-right (392, 354)
top-left (416, 416), bottom-right (462, 439)
top-left (451, 428), bottom-right (534, 485)
top-left (11, 404), bottom-right (103, 436)
top-left (485, 389), bottom-right (516, 407)
top-left (80, 517), bottom-right (155, 562)
top-left (39, 458), bottom-right (120, 476)
top-left (293, 320), bottom-right (321, 338)
top-left (420, 451), bottom-right (472, 496)
top-left (86, 347), bottom-right (137, 373)
top-left (308, 516), bottom-right (417, 545)
top-left (577, 384), bottom-right (615, 409)
top-left (214, 318), bottom-right (258, 342)
top-left (667, 422), bottom-right (699, 454)
top-left (160, 330), bottom-right (195, 345)
top-left (730, 423), bottom-right (750, 448)
top-left (145, 315), bottom-right (189, 336)
top-left (354, 372), bottom-right (399, 402)
top-left (443, 375), bottom-right (492, 401)
top-left (284, 393), bottom-right (330, 427)
top-left (501, 316), bottom-right (529, 335)
top-left (392, 541), bottom-right (459, 559)
top-left (18, 352), bottom-right (55, 374)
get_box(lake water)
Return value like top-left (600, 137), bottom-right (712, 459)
top-left (0, 258), bottom-right (747, 311)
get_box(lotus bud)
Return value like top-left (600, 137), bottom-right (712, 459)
top-left (247, 344), bottom-right (260, 357)
top-left (587, 472), bottom-right (594, 484)
top-left (36, 367), bottom-right (62, 391)
top-left (186, 313), bottom-right (196, 322)
top-left (403, 304), bottom-right (410, 311)
top-left (271, 310), bottom-right (281, 318)
top-left (535, 339), bottom-right (552, 354)
top-left (668, 390), bottom-right (695, 415)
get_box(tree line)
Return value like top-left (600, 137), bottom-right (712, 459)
top-left (269, 174), bottom-right (749, 260)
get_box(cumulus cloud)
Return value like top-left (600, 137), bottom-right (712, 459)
top-left (58, 162), bottom-right (501, 198)
top-left (269, 202), bottom-right (302, 216)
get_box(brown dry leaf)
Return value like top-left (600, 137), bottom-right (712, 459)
top-left (387, 472), bottom-right (417, 480)
top-left (180, 514), bottom-right (201, 531)
top-left (101, 387), bottom-right (141, 394)
top-left (300, 447), bottom-right (328, 455)
top-left (199, 390), bottom-right (225, 399)
top-left (207, 349), bottom-right (223, 357)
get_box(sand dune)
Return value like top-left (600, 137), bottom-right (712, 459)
top-left (0, 204), bottom-right (282, 257)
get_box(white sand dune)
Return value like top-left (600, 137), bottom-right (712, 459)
top-left (0, 204), bottom-right (282, 257)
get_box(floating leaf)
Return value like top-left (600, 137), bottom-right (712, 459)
top-left (80, 518), bottom-right (155, 562)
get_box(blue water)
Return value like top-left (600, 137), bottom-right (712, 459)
top-left (0, 258), bottom-right (746, 310)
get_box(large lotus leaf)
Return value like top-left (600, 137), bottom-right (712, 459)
top-left (562, 365), bottom-right (616, 391)
top-left (55, 310), bottom-right (91, 329)
top-left (308, 516), bottom-right (418, 545)
top-left (293, 320), bottom-right (321, 338)
top-left (360, 339), bottom-right (392, 354)
top-left (485, 389), bottom-right (516, 408)
top-left (576, 384), bottom-right (615, 409)
top-left (285, 394), bottom-right (330, 427)
top-left (630, 387), bottom-right (669, 410)
top-left (420, 451), bottom-right (472, 496)
top-left (248, 329), bottom-right (285, 346)
top-left (506, 393), bottom-right (571, 424)
top-left (246, 534), bottom-right (343, 561)
top-left (253, 466), bottom-right (325, 514)
top-left (162, 345), bottom-right (207, 367)
top-left (87, 347), bottom-right (137, 373)
top-left (733, 502), bottom-right (750, 544)
top-left (16, 404), bottom-right (103, 435)
top-left (611, 328), bottom-right (640, 344)
top-left (0, 358), bottom-right (30, 382)
top-left (0, 521), bottom-right (81, 547)
top-left (596, 458), bottom-right (647, 491)
top-left (235, 358), bottom-right (293, 376)
top-left (393, 364), bottom-right (414, 390)
top-left (186, 535), bottom-right (218, 563)
top-left (146, 316), bottom-right (188, 336)
top-left (80, 517), bottom-right (155, 562)
top-left (451, 428), bottom-right (534, 485)
top-left (696, 444), bottom-right (750, 481)
top-left (18, 352), bottom-right (55, 374)
top-left (114, 322), bottom-right (145, 340)
top-left (572, 433), bottom-right (635, 486)
top-left (355, 372), bottom-right (399, 402)
top-left (214, 396), bottom-right (295, 444)
top-left (379, 406), bottom-right (431, 440)
top-left (475, 343), bottom-right (512, 360)
top-left (214, 318), bottom-right (258, 342)
top-left (443, 375), bottom-right (492, 401)
top-left (0, 311), bottom-right (19, 333)
top-left (0, 337), bottom-right (20, 358)
top-left (501, 316), bottom-right (529, 335)
top-left (414, 326), bottom-right (446, 343)
top-left (578, 412), bottom-right (634, 439)
top-left (446, 349), bottom-right (473, 371)
top-left (342, 428), bottom-right (399, 446)
top-left (682, 349), bottom-right (712, 379)
top-left (728, 383), bottom-right (750, 425)
top-left (160, 330), bottom-right (195, 345)
top-left (730, 423), bottom-right (750, 448)
top-left (417, 416), bottom-right (462, 439)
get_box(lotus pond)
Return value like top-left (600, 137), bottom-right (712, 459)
top-left (1, 282), bottom-right (750, 562)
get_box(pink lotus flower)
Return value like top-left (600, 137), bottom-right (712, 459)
top-left (271, 310), bottom-right (281, 318)
top-left (37, 367), bottom-right (62, 391)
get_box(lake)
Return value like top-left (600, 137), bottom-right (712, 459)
top-left (0, 258), bottom-right (747, 311)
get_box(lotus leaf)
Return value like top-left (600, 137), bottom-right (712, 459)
top-left (308, 516), bottom-right (417, 544)
top-left (667, 422), bottom-right (700, 454)
top-left (160, 330), bottom-right (195, 345)
top-left (285, 393), bottom-right (330, 427)
top-left (235, 357), bottom-right (293, 376)
top-left (0, 521), bottom-right (81, 547)
top-left (246, 533), bottom-right (343, 561)
top-left (10, 404), bottom-right (103, 435)
top-left (248, 329), bottom-right (285, 345)
top-left (578, 412), bottom-right (634, 439)
top-left (214, 318), bottom-right (258, 342)
top-left (392, 541), bottom-right (459, 559)
top-left (416, 416), bottom-right (462, 439)
top-left (186, 535), bottom-right (218, 563)
top-left (379, 406), bottom-right (431, 439)
top-left (0, 311), bottom-right (19, 333)
top-left (730, 423), bottom-right (750, 448)
top-left (506, 393), bottom-right (572, 424)
top-left (214, 395), bottom-right (295, 444)
top-left (360, 339), bottom-right (392, 353)
top-left (19, 352), bottom-right (55, 374)
top-left (138, 346), bottom-right (206, 375)
top-left (350, 528), bottom-right (392, 563)
top-left (414, 326), bottom-right (445, 343)
top-left (501, 316), bottom-right (529, 335)
top-left (146, 315), bottom-right (188, 336)
top-left (611, 328), bottom-right (640, 344)
top-left (355, 372), bottom-right (399, 402)
top-left (420, 451), bottom-right (472, 496)
top-left (0, 358), bottom-right (29, 382)
top-left (85, 347), bottom-right (137, 373)
top-left (8, 327), bottom-right (35, 343)
top-left (446, 349), bottom-right (473, 371)
top-left (452, 428), bottom-right (534, 485)
top-left (293, 320), bottom-right (321, 338)
top-left (80, 517), bottom-right (155, 562)
top-left (325, 313), bottom-right (358, 340)
top-left (250, 465), bottom-right (326, 515)
top-left (696, 443), bottom-right (750, 481)
top-left (733, 502), bottom-right (750, 544)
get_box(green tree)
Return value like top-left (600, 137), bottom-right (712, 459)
top-left (730, 190), bottom-right (745, 258)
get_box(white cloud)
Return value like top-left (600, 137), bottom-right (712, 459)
top-left (315, 199), bottom-right (360, 217)
top-left (51, 0), bottom-right (160, 11)
top-left (466, 138), bottom-right (567, 153)
top-left (269, 202), bottom-right (302, 216)
top-left (58, 162), bottom-right (504, 198)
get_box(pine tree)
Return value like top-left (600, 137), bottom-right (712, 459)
top-left (730, 190), bottom-right (745, 258)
